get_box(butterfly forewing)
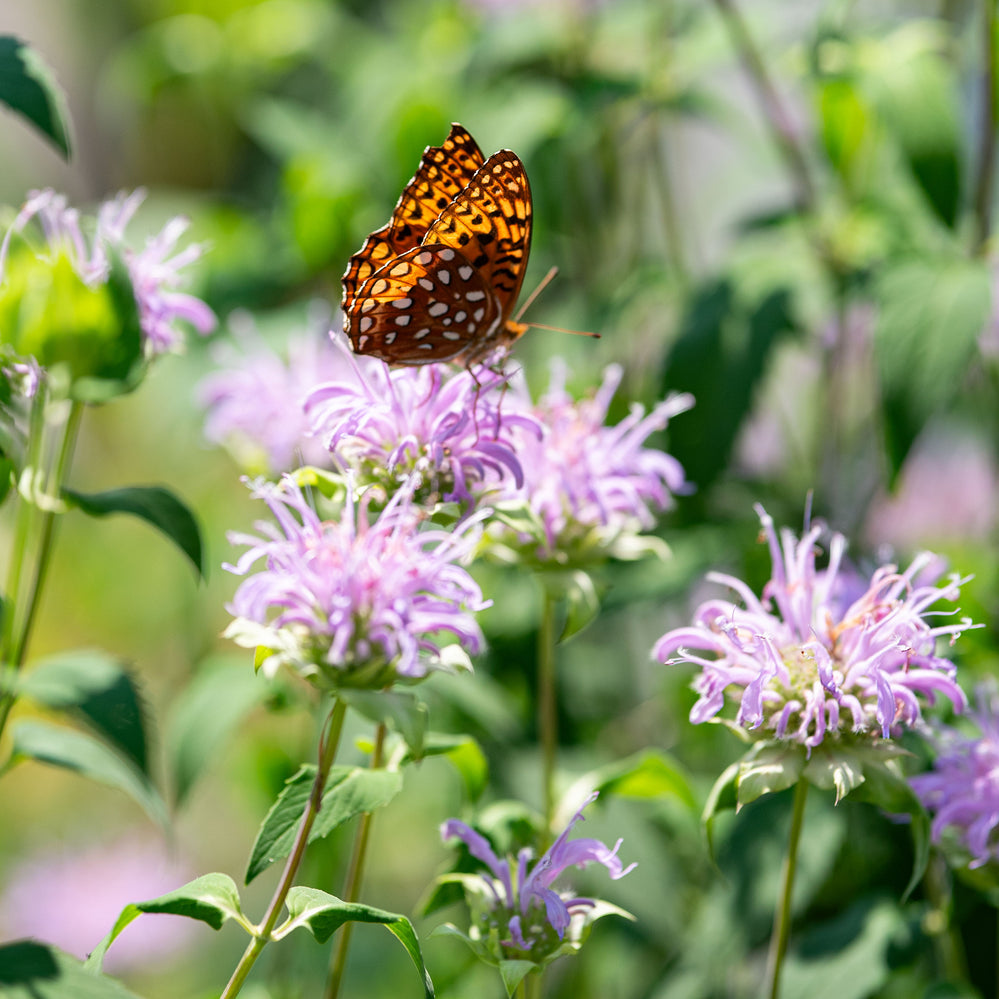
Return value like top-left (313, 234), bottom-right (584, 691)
top-left (341, 125), bottom-right (485, 316)
top-left (423, 151), bottom-right (532, 319)
top-left (349, 244), bottom-right (501, 363)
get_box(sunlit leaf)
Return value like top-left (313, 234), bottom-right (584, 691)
top-left (0, 36), bottom-right (72, 157)
top-left (0, 941), bottom-right (141, 998)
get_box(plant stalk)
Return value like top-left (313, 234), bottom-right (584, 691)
top-left (221, 698), bottom-right (347, 999)
top-left (538, 586), bottom-right (559, 843)
top-left (973, 0), bottom-right (998, 254)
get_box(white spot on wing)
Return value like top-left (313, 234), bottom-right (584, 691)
top-left (391, 297), bottom-right (412, 309)
top-left (439, 248), bottom-right (455, 261)
top-left (428, 302), bottom-right (448, 317)
top-left (443, 330), bottom-right (461, 341)
top-left (415, 251), bottom-right (433, 266)
top-left (466, 290), bottom-right (485, 302)
top-left (437, 270), bottom-right (451, 285)
top-left (359, 316), bottom-right (373, 333)
top-left (396, 315), bottom-right (411, 327)
top-left (458, 266), bottom-right (473, 281)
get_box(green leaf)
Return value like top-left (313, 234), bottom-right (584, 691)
top-left (245, 764), bottom-right (403, 883)
top-left (540, 570), bottom-right (599, 642)
top-left (874, 257), bottom-right (990, 479)
top-left (278, 887), bottom-right (434, 998)
top-left (816, 77), bottom-right (875, 194)
top-left (341, 689), bottom-right (427, 758)
top-left (0, 36), bottom-right (72, 158)
top-left (736, 741), bottom-right (807, 808)
top-left (499, 960), bottom-right (537, 997)
top-left (166, 653), bottom-right (270, 804)
top-left (62, 484), bottom-right (205, 577)
top-left (0, 940), bottom-right (142, 998)
top-left (405, 733), bottom-right (488, 801)
top-left (701, 761), bottom-right (740, 862)
top-left (19, 649), bottom-right (149, 774)
top-left (9, 719), bottom-right (167, 827)
top-left (86, 873), bottom-right (246, 971)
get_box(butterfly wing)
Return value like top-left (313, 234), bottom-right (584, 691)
top-left (348, 244), bottom-right (501, 364)
top-left (341, 124), bottom-right (485, 317)
top-left (421, 150), bottom-right (532, 323)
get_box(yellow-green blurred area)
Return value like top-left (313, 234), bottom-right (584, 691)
top-left (4, 0), bottom-right (999, 996)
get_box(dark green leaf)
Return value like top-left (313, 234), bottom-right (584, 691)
top-left (9, 719), bottom-right (167, 827)
top-left (86, 873), bottom-right (246, 971)
top-left (279, 887), bottom-right (434, 999)
top-left (62, 484), bottom-right (204, 577)
top-left (874, 257), bottom-right (990, 479)
top-left (0, 941), bottom-right (142, 998)
top-left (245, 764), bottom-right (403, 883)
top-left (20, 649), bottom-right (149, 774)
top-left (0, 36), bottom-right (71, 158)
top-left (166, 653), bottom-right (269, 804)
top-left (341, 689), bottom-right (427, 758)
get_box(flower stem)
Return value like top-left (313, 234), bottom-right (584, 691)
top-left (972, 0), bottom-right (998, 254)
top-left (764, 778), bottom-right (808, 999)
top-left (221, 698), bottom-right (347, 999)
top-left (324, 721), bottom-right (386, 999)
top-left (538, 586), bottom-right (559, 843)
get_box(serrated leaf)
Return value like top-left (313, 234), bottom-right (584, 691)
top-left (245, 764), bottom-right (402, 883)
top-left (19, 649), bottom-right (149, 774)
top-left (62, 484), bottom-right (204, 577)
top-left (736, 741), bottom-right (806, 807)
top-left (9, 719), bottom-right (167, 827)
top-left (499, 959), bottom-right (537, 997)
top-left (86, 873), bottom-right (245, 972)
top-left (340, 689), bottom-right (427, 758)
top-left (278, 887), bottom-right (434, 998)
top-left (874, 258), bottom-right (990, 478)
top-left (166, 654), bottom-right (269, 804)
top-left (0, 36), bottom-right (72, 158)
top-left (0, 940), bottom-right (142, 998)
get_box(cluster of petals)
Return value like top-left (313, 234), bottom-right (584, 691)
top-left (441, 792), bottom-right (635, 957)
top-left (1, 188), bottom-right (215, 354)
top-left (497, 361), bottom-right (693, 559)
top-left (199, 310), bottom-right (341, 472)
top-left (911, 685), bottom-right (999, 868)
top-left (654, 506), bottom-right (972, 748)
top-left (305, 343), bottom-right (539, 506)
top-left (224, 475), bottom-right (488, 686)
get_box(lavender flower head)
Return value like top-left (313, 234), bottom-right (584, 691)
top-left (224, 475), bottom-right (489, 688)
top-left (305, 340), bottom-right (539, 509)
top-left (654, 506), bottom-right (973, 749)
top-left (440, 792), bottom-right (635, 967)
top-left (199, 308), bottom-right (341, 473)
top-left (912, 684), bottom-right (999, 869)
top-left (490, 361), bottom-right (693, 565)
top-left (1, 188), bottom-right (216, 354)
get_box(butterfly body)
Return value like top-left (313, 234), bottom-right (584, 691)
top-left (342, 125), bottom-right (532, 366)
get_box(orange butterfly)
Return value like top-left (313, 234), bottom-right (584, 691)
top-left (341, 124), bottom-right (533, 367)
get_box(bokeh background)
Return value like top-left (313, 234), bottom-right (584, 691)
top-left (2, 0), bottom-right (999, 996)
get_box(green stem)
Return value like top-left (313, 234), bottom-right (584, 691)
top-left (524, 970), bottom-right (543, 999)
top-left (764, 779), bottom-right (809, 999)
top-left (324, 722), bottom-right (387, 999)
top-left (221, 699), bottom-right (347, 999)
top-left (538, 586), bottom-right (559, 843)
top-left (973, 0), bottom-right (998, 254)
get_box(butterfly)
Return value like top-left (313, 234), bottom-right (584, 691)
top-left (341, 124), bottom-right (532, 367)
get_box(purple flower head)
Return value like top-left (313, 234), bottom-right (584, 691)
top-left (199, 308), bottom-right (342, 473)
top-left (1, 188), bottom-right (215, 355)
top-left (440, 792), bottom-right (635, 965)
top-left (305, 337), bottom-right (539, 509)
top-left (490, 361), bottom-right (693, 564)
top-left (654, 506), bottom-right (974, 748)
top-left (224, 474), bottom-right (489, 688)
top-left (912, 684), bottom-right (999, 869)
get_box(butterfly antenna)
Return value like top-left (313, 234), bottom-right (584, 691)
top-left (515, 266), bottom-right (559, 322)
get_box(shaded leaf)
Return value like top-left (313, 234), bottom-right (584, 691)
top-left (0, 36), bottom-right (71, 157)
top-left (62, 484), bottom-right (204, 577)
top-left (341, 689), bottom-right (427, 758)
top-left (0, 940), bottom-right (142, 998)
top-left (499, 960), bottom-right (537, 997)
top-left (20, 649), bottom-right (149, 774)
top-left (279, 887), bottom-right (434, 998)
top-left (9, 720), bottom-right (167, 827)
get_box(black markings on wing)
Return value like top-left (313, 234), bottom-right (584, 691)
top-left (423, 150), bottom-right (532, 320)
top-left (347, 244), bottom-right (500, 364)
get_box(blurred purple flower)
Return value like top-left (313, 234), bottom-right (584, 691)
top-left (199, 309), bottom-right (342, 473)
top-left (305, 341), bottom-right (538, 507)
top-left (1, 188), bottom-right (215, 354)
top-left (654, 506), bottom-right (973, 748)
top-left (440, 791), bottom-right (634, 962)
top-left (224, 475), bottom-right (489, 688)
top-left (0, 834), bottom-right (195, 972)
top-left (912, 684), bottom-right (999, 868)
top-left (492, 361), bottom-right (692, 563)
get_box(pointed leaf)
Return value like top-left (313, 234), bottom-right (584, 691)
top-left (0, 36), bottom-right (72, 158)
top-left (499, 960), bottom-right (537, 997)
top-left (736, 741), bottom-right (807, 807)
top-left (19, 649), bottom-right (149, 774)
top-left (245, 764), bottom-right (402, 883)
top-left (62, 485), bottom-right (204, 577)
top-left (560, 571), bottom-right (600, 641)
top-left (86, 873), bottom-right (245, 971)
top-left (279, 887), bottom-right (434, 998)
top-left (9, 719), bottom-right (167, 827)
top-left (702, 761), bottom-right (740, 861)
top-left (0, 941), bottom-right (142, 998)
top-left (166, 653), bottom-right (270, 804)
